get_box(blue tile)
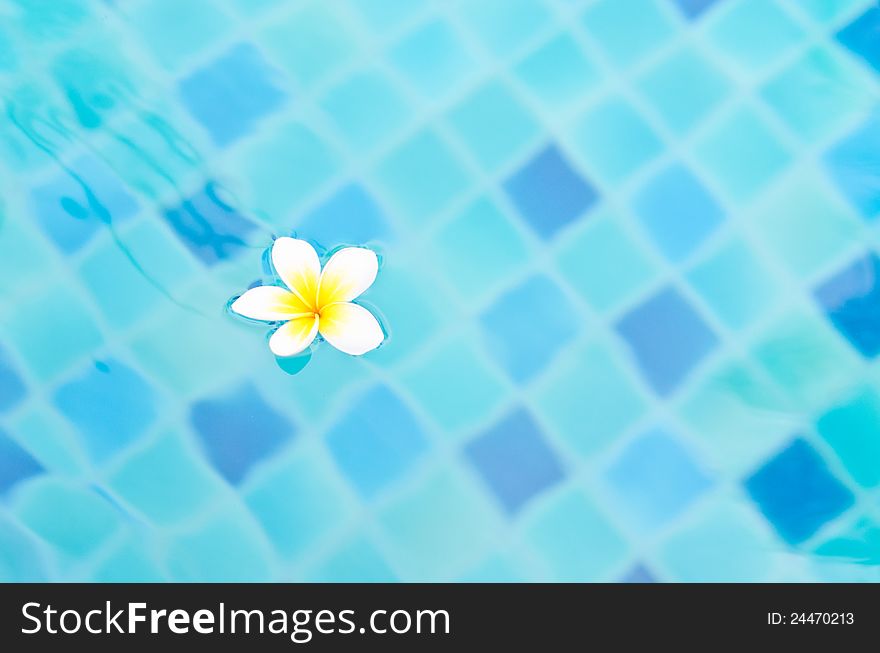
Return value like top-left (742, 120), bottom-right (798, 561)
top-left (163, 181), bottom-right (258, 265)
top-left (31, 155), bottom-right (138, 253)
top-left (671, 0), bottom-right (723, 19)
top-left (54, 359), bottom-right (157, 463)
top-left (465, 407), bottom-right (566, 514)
top-left (745, 438), bottom-right (854, 544)
top-left (295, 183), bottom-right (391, 247)
top-left (633, 164), bottom-right (724, 261)
top-left (189, 382), bottom-right (296, 485)
top-left (325, 384), bottom-right (429, 498)
top-left (480, 275), bottom-right (578, 383)
top-left (605, 428), bottom-right (712, 531)
top-left (814, 252), bottom-right (880, 358)
top-left (0, 344), bottom-right (26, 412)
top-left (179, 43), bottom-right (287, 146)
top-left (504, 145), bottom-right (598, 239)
top-left (824, 117), bottom-right (880, 220)
top-left (0, 428), bottom-right (43, 495)
top-left (616, 287), bottom-right (718, 396)
top-left (837, 6), bottom-right (880, 73)
top-left (620, 563), bottom-right (657, 582)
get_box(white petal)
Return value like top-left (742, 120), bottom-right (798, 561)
top-left (272, 237), bottom-right (320, 309)
top-left (269, 315), bottom-right (319, 357)
top-left (317, 247), bottom-right (378, 307)
top-left (231, 286), bottom-right (311, 322)
top-left (318, 302), bottom-right (384, 355)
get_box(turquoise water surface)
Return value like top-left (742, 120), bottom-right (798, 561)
top-left (2, 0), bottom-right (880, 582)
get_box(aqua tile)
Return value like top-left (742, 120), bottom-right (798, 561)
top-left (687, 238), bottom-right (779, 329)
top-left (660, 503), bottom-right (775, 581)
top-left (633, 163), bottom-right (724, 262)
top-left (795, 0), bottom-right (872, 22)
top-left (166, 509), bottom-right (272, 582)
top-left (745, 437), bottom-right (854, 544)
top-left (0, 218), bottom-right (56, 296)
top-left (163, 181), bottom-right (259, 266)
top-left (190, 382), bottom-right (296, 485)
top-left (824, 116), bottom-right (880, 220)
top-left (320, 70), bottom-right (411, 152)
top-left (556, 212), bottom-right (657, 312)
top-left (244, 445), bottom-right (350, 558)
top-left (4, 285), bottom-right (103, 381)
top-left (348, 0), bottom-right (427, 31)
top-left (295, 183), bottom-right (392, 248)
top-left (515, 33), bottom-right (601, 107)
top-left (695, 105), bottom-right (791, 202)
top-left (54, 359), bottom-right (157, 464)
top-left (616, 287), bottom-right (718, 396)
top-left (533, 343), bottom-right (647, 458)
top-left (432, 196), bottom-right (531, 302)
top-left (480, 275), bottom-right (579, 383)
top-left (325, 384), bottom-right (429, 499)
top-left (525, 487), bottom-right (627, 581)
top-left (13, 479), bottom-right (121, 558)
top-left (379, 467), bottom-right (498, 580)
top-left (817, 388), bottom-right (880, 488)
top-left (814, 252), bottom-right (880, 358)
top-left (91, 535), bottom-right (166, 582)
top-left (0, 428), bottom-right (43, 495)
top-left (307, 534), bottom-right (397, 582)
top-left (752, 311), bottom-right (862, 408)
top-left (751, 172), bottom-right (861, 277)
top-left (8, 409), bottom-right (87, 477)
top-left (129, 0), bottom-right (231, 70)
top-left (108, 431), bottom-right (223, 525)
top-left (814, 514), bottom-right (880, 567)
top-left (604, 428), bottom-right (712, 531)
top-left (504, 145), bottom-right (599, 239)
top-left (31, 155), bottom-right (138, 254)
top-left (449, 81), bottom-right (539, 171)
top-left (459, 0), bottom-right (551, 56)
top-left (401, 335), bottom-right (506, 433)
top-left (837, 6), bottom-right (880, 73)
top-left (465, 407), bottom-right (566, 514)
top-left (0, 343), bottom-right (26, 413)
top-left (572, 98), bottom-right (664, 183)
top-left (460, 554), bottom-right (525, 582)
top-left (637, 46), bottom-right (731, 135)
top-left (179, 43), bottom-right (287, 146)
top-left (375, 129), bottom-right (470, 224)
top-left (390, 18), bottom-right (476, 98)
top-left (0, 516), bottom-right (46, 582)
top-left (761, 46), bottom-right (876, 141)
top-left (243, 122), bottom-right (341, 220)
top-left (582, 0), bottom-right (677, 68)
top-left (262, 3), bottom-right (360, 87)
top-left (708, 0), bottom-right (805, 72)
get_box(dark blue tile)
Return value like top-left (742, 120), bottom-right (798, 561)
top-left (620, 563), bottom-right (656, 583)
top-left (670, 0), bottom-right (722, 20)
top-left (837, 7), bottom-right (880, 74)
top-left (296, 183), bottom-right (391, 247)
top-left (465, 407), bottom-right (565, 514)
top-left (179, 43), bottom-right (287, 146)
top-left (824, 117), bottom-right (880, 220)
top-left (480, 275), bottom-right (578, 383)
top-left (504, 145), bottom-right (599, 239)
top-left (163, 181), bottom-right (258, 265)
top-left (54, 359), bottom-right (157, 463)
top-left (0, 344), bottom-right (26, 412)
top-left (30, 155), bottom-right (138, 253)
top-left (814, 252), bottom-right (880, 358)
top-left (633, 163), bottom-right (724, 261)
top-left (325, 385), bottom-right (429, 498)
top-left (190, 382), bottom-right (295, 485)
top-left (745, 438), bottom-right (854, 544)
top-left (616, 287), bottom-right (718, 396)
top-left (0, 429), bottom-right (43, 495)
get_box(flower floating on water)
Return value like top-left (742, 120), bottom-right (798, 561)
top-left (230, 237), bottom-right (385, 358)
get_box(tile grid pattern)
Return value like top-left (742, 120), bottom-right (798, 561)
top-left (1, 0), bottom-right (880, 581)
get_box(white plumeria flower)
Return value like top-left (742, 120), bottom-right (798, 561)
top-left (231, 237), bottom-right (385, 357)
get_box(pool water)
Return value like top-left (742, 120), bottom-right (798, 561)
top-left (2, 0), bottom-right (880, 582)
